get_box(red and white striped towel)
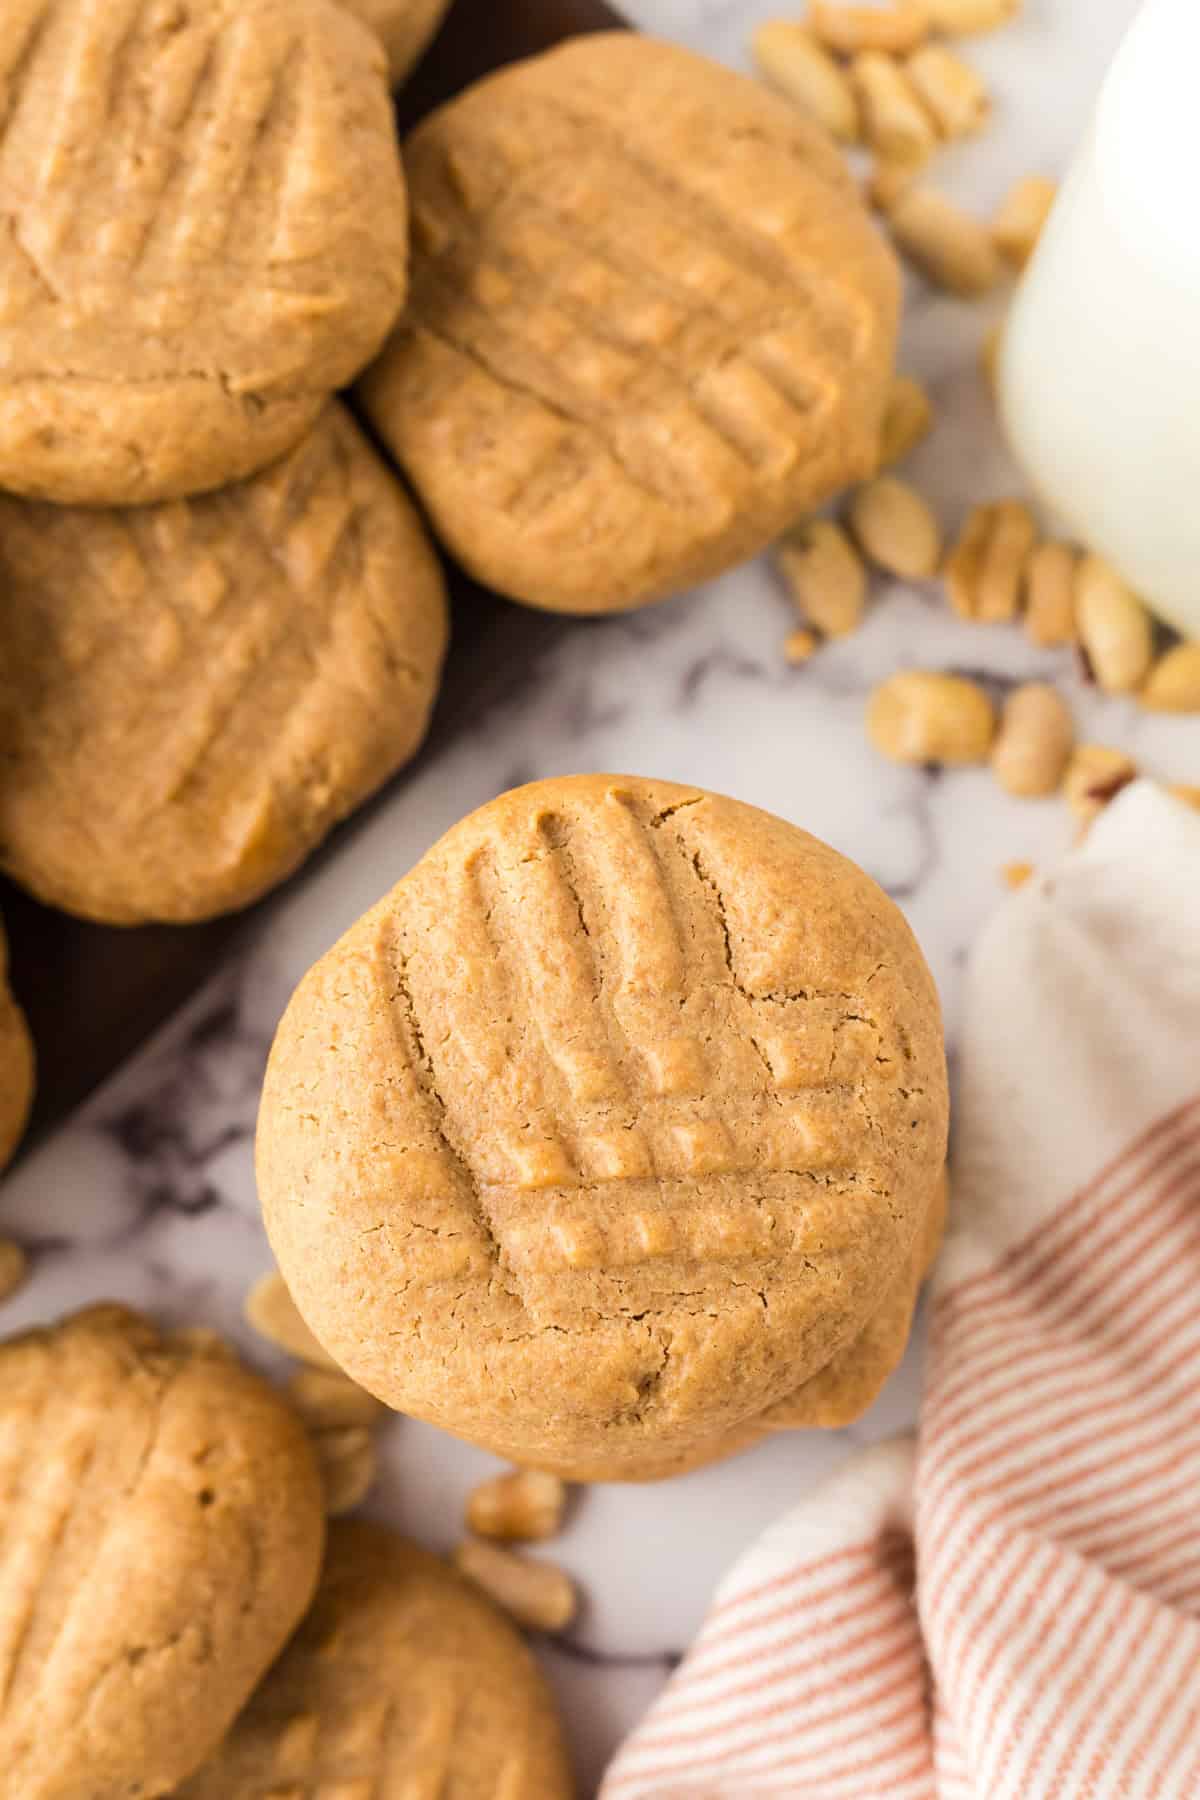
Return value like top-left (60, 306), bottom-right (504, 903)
top-left (604, 783), bottom-right (1200, 1800)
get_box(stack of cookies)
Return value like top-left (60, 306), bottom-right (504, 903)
top-left (0, 6), bottom-right (932, 1792)
top-left (259, 775), bottom-right (949, 1480)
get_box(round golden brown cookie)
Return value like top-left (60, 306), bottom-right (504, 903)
top-left (178, 1520), bottom-right (574, 1799)
top-left (358, 33), bottom-right (900, 614)
top-left (0, 915), bottom-right (34, 1171)
top-left (259, 775), bottom-right (948, 1481)
top-left (0, 0), bottom-right (408, 505)
top-left (0, 402), bottom-right (448, 924)
top-left (0, 1305), bottom-right (325, 1800)
top-left (340, 0), bottom-right (449, 83)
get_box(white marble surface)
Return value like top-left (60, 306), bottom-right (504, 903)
top-left (1, 0), bottom-right (1191, 1790)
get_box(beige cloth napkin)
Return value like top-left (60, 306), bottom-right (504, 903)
top-left (604, 783), bottom-right (1200, 1799)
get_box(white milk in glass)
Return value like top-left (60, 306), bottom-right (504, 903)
top-left (999, 0), bottom-right (1200, 636)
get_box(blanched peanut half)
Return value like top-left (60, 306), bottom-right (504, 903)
top-left (1075, 555), bottom-right (1155, 694)
top-left (313, 1426), bottom-right (377, 1517)
top-left (753, 21), bottom-right (861, 141)
top-left (869, 154), bottom-right (926, 211)
top-left (809, 0), bottom-right (931, 56)
top-left (849, 476), bottom-right (942, 579)
top-left (852, 52), bottom-right (937, 167)
top-left (868, 671), bottom-right (996, 764)
top-left (288, 1366), bottom-right (387, 1431)
top-left (906, 44), bottom-right (989, 137)
top-left (979, 319), bottom-right (1004, 392)
top-left (879, 375), bottom-right (934, 468)
top-left (945, 500), bottom-right (1036, 621)
top-left (467, 1469), bottom-right (568, 1543)
top-left (1024, 541), bottom-right (1078, 647)
top-left (992, 175), bottom-right (1058, 268)
top-left (455, 1539), bottom-right (578, 1634)
top-left (0, 1239), bottom-right (27, 1303)
top-left (887, 186), bottom-right (1003, 296)
top-left (244, 1268), bottom-right (340, 1370)
top-left (775, 518), bottom-right (868, 636)
top-left (990, 682), bottom-right (1074, 797)
top-left (925, 0), bottom-right (1022, 31)
top-left (1064, 745), bottom-right (1139, 827)
top-left (1141, 642), bottom-right (1200, 713)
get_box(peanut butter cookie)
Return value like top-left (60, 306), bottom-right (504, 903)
top-left (359, 33), bottom-right (900, 614)
top-left (259, 775), bottom-right (948, 1481)
top-left (342, 0), bottom-right (449, 83)
top-left (0, 403), bottom-right (448, 924)
top-left (0, 915), bottom-right (34, 1171)
top-left (0, 0), bottom-right (408, 504)
top-left (0, 1306), bottom-right (325, 1800)
top-left (178, 1521), bottom-right (574, 1798)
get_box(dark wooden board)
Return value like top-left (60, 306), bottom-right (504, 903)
top-left (3, 0), bottom-right (627, 1142)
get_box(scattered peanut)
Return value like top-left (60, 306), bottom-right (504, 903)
top-left (1140, 642), bottom-right (1200, 714)
top-left (990, 682), bottom-right (1074, 797)
top-left (886, 185), bottom-right (1003, 296)
top-left (1024, 541), bottom-right (1078, 647)
top-left (288, 1366), bottom-right (386, 1431)
top-left (244, 1269), bottom-right (340, 1370)
top-left (455, 1539), bottom-right (578, 1634)
top-left (0, 1239), bottom-right (27, 1303)
top-left (170, 1325), bottom-right (235, 1359)
top-left (991, 175), bottom-right (1058, 269)
top-left (945, 500), bottom-right (1037, 621)
top-left (879, 374), bottom-right (934, 468)
top-left (313, 1425), bottom-right (377, 1517)
top-left (784, 627), bottom-right (820, 664)
top-left (1167, 784), bottom-right (1200, 812)
top-left (868, 670), bottom-right (996, 764)
top-left (1064, 744), bottom-right (1139, 828)
top-left (1075, 555), bottom-right (1155, 694)
top-left (467, 1469), bottom-right (568, 1543)
top-left (925, 0), bottom-right (1022, 32)
top-left (849, 476), bottom-right (942, 579)
top-left (1001, 860), bottom-right (1035, 890)
top-left (868, 154), bottom-right (926, 211)
top-left (775, 518), bottom-right (868, 637)
top-left (851, 52), bottom-right (938, 167)
top-left (906, 43), bottom-right (990, 137)
top-left (809, 0), bottom-right (931, 57)
top-left (752, 22), bottom-right (861, 141)
top-left (980, 318), bottom-right (1004, 390)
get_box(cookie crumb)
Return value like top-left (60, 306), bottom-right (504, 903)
top-left (1000, 860), bottom-right (1035, 890)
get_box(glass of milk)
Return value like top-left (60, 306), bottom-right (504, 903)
top-left (999, 0), bottom-right (1200, 638)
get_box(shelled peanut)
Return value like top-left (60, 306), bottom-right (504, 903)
top-left (868, 671), bottom-right (996, 764)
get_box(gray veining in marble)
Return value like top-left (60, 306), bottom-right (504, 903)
top-left (0, 1), bottom-right (1184, 1790)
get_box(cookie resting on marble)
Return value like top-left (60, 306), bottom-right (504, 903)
top-left (340, 0), bottom-right (449, 82)
top-left (258, 774), bottom-right (949, 1482)
top-left (177, 1521), bottom-right (574, 1799)
top-left (0, 402), bottom-right (448, 924)
top-left (0, 1306), bottom-right (325, 1800)
top-left (358, 32), bottom-right (901, 615)
top-left (0, 0), bottom-right (408, 504)
top-left (0, 913), bottom-right (33, 1172)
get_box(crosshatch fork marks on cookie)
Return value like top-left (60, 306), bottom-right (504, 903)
top-left (381, 790), bottom-right (908, 1286)
top-left (0, 0), bottom-right (292, 292)
top-left (403, 66), bottom-right (876, 518)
